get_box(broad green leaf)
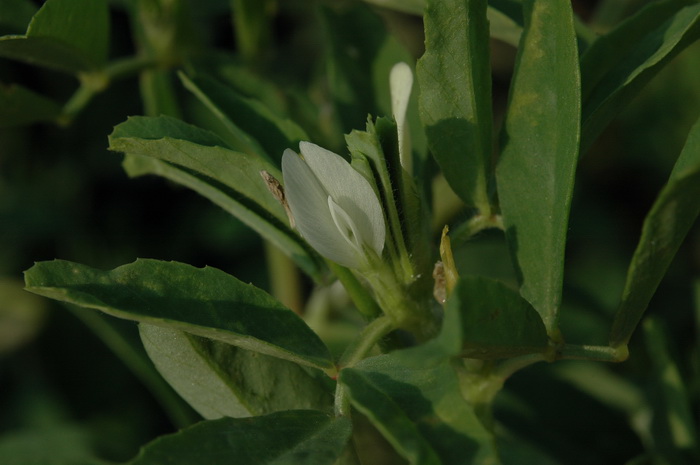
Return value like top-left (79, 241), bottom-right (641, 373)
top-left (180, 71), bottom-right (308, 164)
top-left (0, 0), bottom-right (37, 33)
top-left (0, 82), bottom-right (61, 126)
top-left (496, 0), bottom-right (580, 332)
top-left (120, 153), bottom-right (325, 281)
top-left (140, 325), bottom-right (332, 420)
top-left (127, 410), bottom-right (352, 465)
top-left (581, 3), bottom-right (700, 152)
top-left (643, 318), bottom-right (698, 458)
top-left (109, 115), bottom-right (285, 222)
top-left (24, 259), bottom-right (334, 371)
top-left (0, 0), bottom-right (109, 73)
top-left (448, 276), bottom-right (548, 359)
top-left (110, 115), bottom-right (326, 280)
top-left (418, 0), bottom-right (493, 213)
top-left (609, 117), bottom-right (700, 347)
top-left (340, 338), bottom-right (498, 465)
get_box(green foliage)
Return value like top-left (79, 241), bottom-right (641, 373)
top-left (496, 0), bottom-right (581, 333)
top-left (24, 259), bottom-right (333, 370)
top-left (2, 0), bottom-right (700, 463)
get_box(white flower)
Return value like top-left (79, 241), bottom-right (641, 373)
top-left (390, 62), bottom-right (413, 174)
top-left (282, 142), bottom-right (386, 269)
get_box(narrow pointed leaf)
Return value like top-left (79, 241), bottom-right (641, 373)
top-left (0, 83), bottom-right (61, 126)
top-left (121, 154), bottom-right (324, 281)
top-left (140, 325), bottom-right (332, 420)
top-left (609, 117), bottom-right (700, 346)
top-left (449, 276), bottom-right (548, 359)
top-left (180, 72), bottom-right (308, 164)
top-left (496, 0), bottom-right (580, 331)
top-left (24, 259), bottom-right (334, 371)
top-left (110, 115), bottom-right (325, 280)
top-left (643, 318), bottom-right (698, 457)
top-left (127, 410), bottom-right (352, 465)
top-left (340, 339), bottom-right (498, 465)
top-left (581, 3), bottom-right (700, 152)
top-left (418, 0), bottom-right (493, 212)
top-left (0, 0), bottom-right (109, 73)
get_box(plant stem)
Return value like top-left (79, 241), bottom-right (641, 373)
top-left (264, 241), bottom-right (303, 314)
top-left (329, 262), bottom-right (382, 320)
top-left (451, 213), bottom-right (504, 245)
top-left (334, 316), bottom-right (395, 417)
top-left (559, 343), bottom-right (629, 362)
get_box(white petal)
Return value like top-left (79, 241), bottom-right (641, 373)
top-left (299, 142), bottom-right (386, 258)
top-left (282, 149), bottom-right (361, 268)
top-left (390, 62), bottom-right (413, 174)
top-left (328, 195), bottom-right (364, 256)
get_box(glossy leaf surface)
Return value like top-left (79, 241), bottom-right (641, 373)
top-left (24, 259), bottom-right (334, 370)
top-left (496, 0), bottom-right (580, 332)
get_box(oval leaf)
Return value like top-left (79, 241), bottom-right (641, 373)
top-left (496, 0), bottom-right (581, 332)
top-left (140, 324), bottom-right (332, 420)
top-left (417, 0), bottom-right (493, 212)
top-left (127, 410), bottom-right (352, 465)
top-left (24, 259), bottom-right (334, 371)
top-left (448, 276), bottom-right (548, 359)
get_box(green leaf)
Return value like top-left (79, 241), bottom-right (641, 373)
top-left (140, 324), bottom-right (332, 420)
top-left (609, 117), bottom-right (700, 347)
top-left (24, 259), bottom-right (334, 371)
top-left (180, 71), bottom-right (308, 164)
top-left (643, 318), bottom-right (698, 458)
top-left (417, 0), bottom-right (493, 212)
top-left (580, 3), bottom-right (700, 152)
top-left (0, 0), bottom-right (109, 73)
top-left (340, 339), bottom-right (498, 465)
top-left (127, 410), bottom-right (352, 465)
top-left (109, 115), bottom-right (325, 281)
top-left (448, 276), bottom-right (548, 359)
top-left (0, 82), bottom-right (61, 126)
top-left (495, 0), bottom-right (580, 332)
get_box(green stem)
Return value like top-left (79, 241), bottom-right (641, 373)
top-left (329, 262), bottom-right (382, 320)
top-left (335, 316), bottom-right (395, 417)
top-left (105, 54), bottom-right (158, 80)
top-left (451, 213), bottom-right (504, 246)
top-left (264, 241), bottom-right (302, 314)
top-left (559, 343), bottom-right (629, 362)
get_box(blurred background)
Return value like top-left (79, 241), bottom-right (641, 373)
top-left (1, 0), bottom-right (698, 463)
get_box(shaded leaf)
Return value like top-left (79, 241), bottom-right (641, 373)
top-left (24, 259), bottom-right (334, 371)
top-left (448, 276), bottom-right (548, 359)
top-left (496, 0), bottom-right (580, 332)
top-left (581, 3), bottom-right (700, 152)
top-left (180, 71), bottom-right (308, 164)
top-left (127, 410), bottom-right (352, 465)
top-left (643, 318), bottom-right (698, 459)
top-left (340, 327), bottom-right (498, 465)
top-left (417, 0), bottom-right (493, 212)
top-left (140, 324), bottom-right (332, 420)
top-left (609, 117), bottom-right (700, 346)
top-left (110, 115), bottom-right (325, 280)
top-left (0, 0), bottom-right (109, 73)
top-left (0, 82), bottom-right (61, 126)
